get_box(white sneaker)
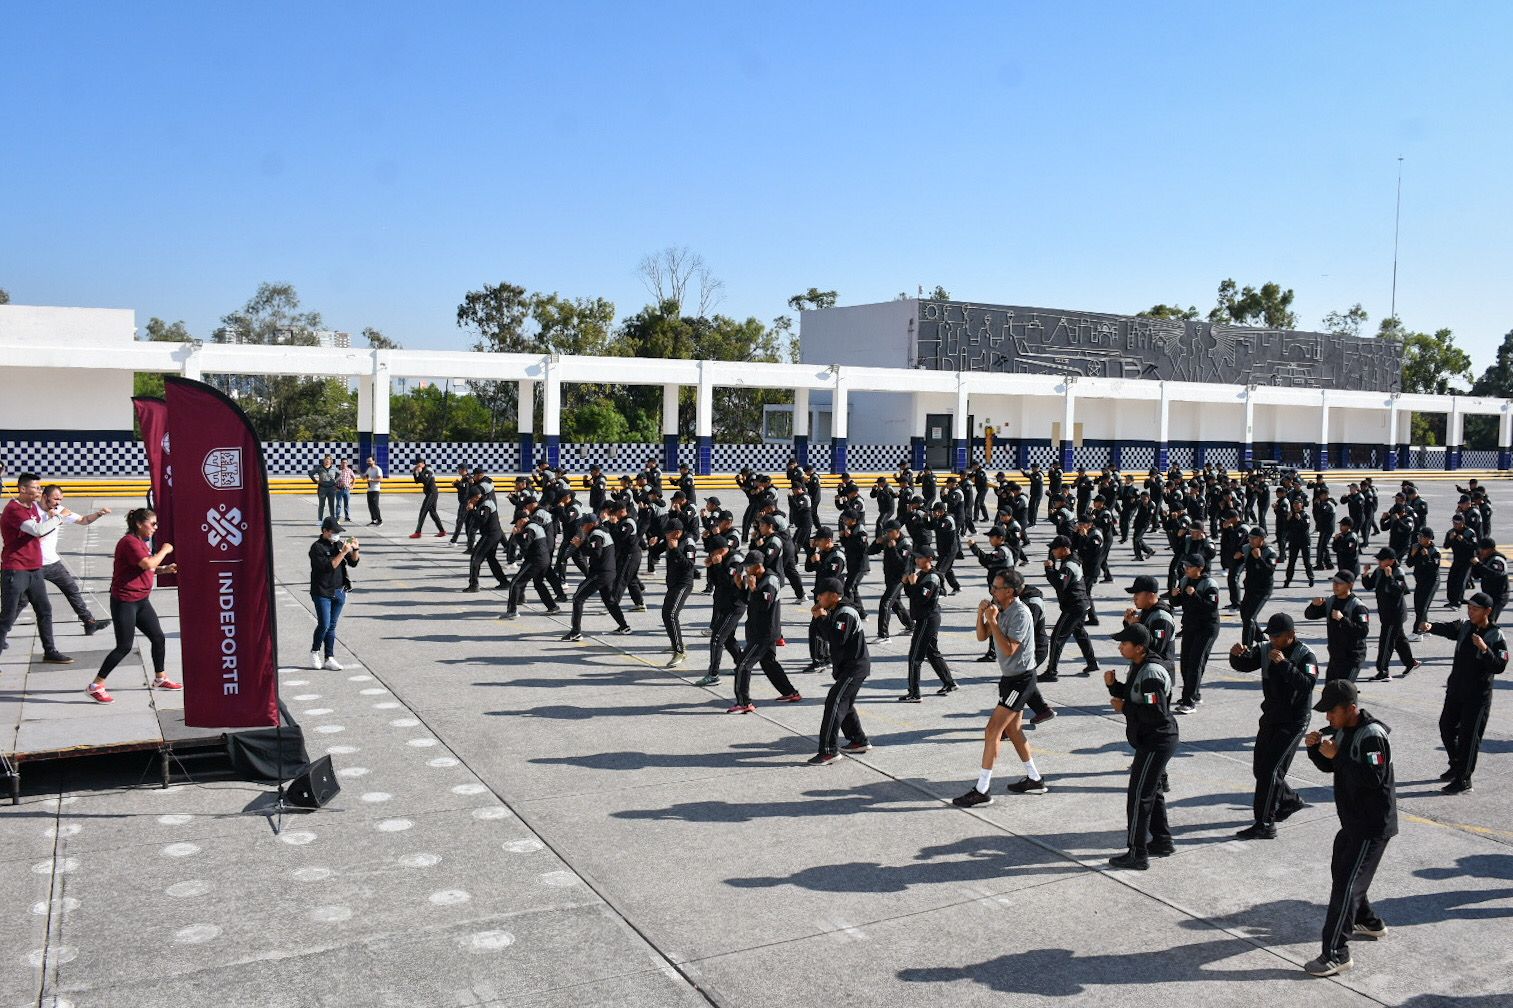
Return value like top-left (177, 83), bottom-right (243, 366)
top-left (1406, 633), bottom-right (1423, 643)
top-left (310, 651), bottom-right (323, 670)
top-left (322, 656), bottom-right (344, 671)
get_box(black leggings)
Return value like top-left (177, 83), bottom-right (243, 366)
top-left (97, 597), bottom-right (166, 680)
top-left (663, 581), bottom-right (693, 652)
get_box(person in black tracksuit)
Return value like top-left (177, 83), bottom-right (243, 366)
top-left (1470, 538), bottom-right (1509, 625)
top-left (460, 481), bottom-right (507, 592)
top-left (1023, 465), bottom-right (1044, 525)
top-left (728, 555), bottom-right (799, 712)
top-left (1117, 477), bottom-right (1139, 543)
top-left (609, 504), bottom-right (646, 611)
top-left (1239, 528), bottom-right (1278, 646)
top-left (1218, 512), bottom-right (1246, 609)
top-left (898, 548), bottom-right (956, 701)
top-left (1442, 516), bottom-right (1477, 609)
top-left (804, 528), bottom-right (846, 673)
top-left (1313, 492), bottom-right (1337, 570)
top-left (1304, 572), bottom-right (1372, 682)
top-left (1360, 549), bottom-right (1416, 681)
top-left (504, 512), bottom-right (558, 616)
top-left (561, 516), bottom-right (629, 640)
top-left (1131, 490), bottom-right (1157, 561)
top-left (838, 512), bottom-right (870, 617)
top-left (869, 478), bottom-right (896, 538)
top-left (1168, 555), bottom-right (1221, 713)
top-left (1039, 535), bottom-right (1099, 682)
top-left (1283, 500), bottom-right (1315, 587)
top-left (1404, 529), bottom-right (1440, 633)
top-left (1105, 623), bottom-right (1178, 871)
top-left (452, 466), bottom-right (481, 548)
top-left (1303, 680), bottom-right (1397, 977)
top-left (660, 526), bottom-right (698, 667)
top-left (869, 521), bottom-right (914, 642)
top-left (1418, 592), bottom-right (1509, 794)
top-left (410, 460), bottom-right (445, 536)
top-left (695, 534), bottom-right (745, 686)
top-left (808, 577), bottom-right (871, 763)
top-left (931, 502), bottom-right (962, 594)
top-left (1228, 612), bottom-right (1317, 839)
top-left (1331, 518), bottom-right (1361, 578)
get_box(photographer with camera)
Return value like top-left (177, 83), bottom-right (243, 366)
top-left (310, 516), bottom-right (359, 671)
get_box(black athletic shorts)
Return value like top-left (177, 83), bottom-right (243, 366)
top-left (997, 673), bottom-right (1036, 712)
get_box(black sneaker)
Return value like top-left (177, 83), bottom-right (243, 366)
top-left (1147, 839), bottom-right (1175, 857)
top-left (1108, 850), bottom-right (1148, 871)
top-left (1366, 670), bottom-right (1389, 682)
top-left (41, 652), bottom-right (74, 664)
top-left (85, 619), bottom-right (111, 636)
top-left (1235, 822), bottom-right (1277, 840)
top-left (1352, 918), bottom-right (1388, 939)
top-left (806, 753), bottom-right (840, 766)
top-left (560, 631), bottom-right (583, 642)
top-left (612, 625), bottom-right (633, 635)
top-left (896, 693), bottom-right (922, 703)
top-left (841, 740), bottom-right (872, 754)
top-left (1029, 709), bottom-right (1057, 726)
top-left (499, 611), bottom-right (518, 620)
top-left (1004, 776), bottom-right (1048, 795)
top-left (936, 683), bottom-right (958, 696)
top-left (1304, 953), bottom-right (1352, 977)
top-left (1078, 665), bottom-right (1100, 676)
top-left (951, 787), bottom-right (992, 808)
top-left (1442, 779), bottom-right (1473, 795)
top-left (544, 607), bottom-right (563, 615)
top-left (1036, 672), bottom-right (1060, 683)
top-left (975, 652), bottom-right (997, 663)
top-left (1438, 768), bottom-right (1456, 782)
top-left (694, 674), bottom-right (719, 687)
top-left (1274, 798), bottom-right (1309, 822)
top-left (462, 585), bottom-right (480, 594)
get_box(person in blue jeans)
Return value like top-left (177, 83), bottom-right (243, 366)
top-left (310, 516), bottom-right (359, 670)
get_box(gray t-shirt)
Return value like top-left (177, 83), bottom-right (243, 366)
top-left (996, 599), bottom-right (1035, 677)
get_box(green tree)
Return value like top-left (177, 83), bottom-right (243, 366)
top-left (362, 326), bottom-right (401, 350)
top-left (1208, 279), bottom-right (1298, 328)
top-left (638, 246), bottom-right (723, 317)
top-left (457, 282), bottom-right (531, 438)
top-left (1466, 328), bottom-right (1513, 448)
top-left (0, 287), bottom-right (10, 304)
top-left (1380, 317), bottom-right (1472, 445)
top-left (787, 288), bottom-right (839, 312)
top-left (927, 285), bottom-right (951, 301)
top-left (1138, 304), bottom-right (1200, 320)
top-left (133, 317), bottom-right (192, 399)
top-left (1322, 303), bottom-right (1368, 338)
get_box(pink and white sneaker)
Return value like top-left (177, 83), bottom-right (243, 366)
top-left (152, 676), bottom-right (183, 690)
top-left (86, 683), bottom-right (115, 704)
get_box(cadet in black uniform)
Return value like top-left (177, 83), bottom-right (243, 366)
top-left (1023, 464), bottom-right (1044, 525)
top-left (1169, 555), bottom-right (1221, 714)
top-left (695, 532), bottom-right (745, 687)
top-left (869, 477), bottom-right (896, 538)
top-left (1228, 612), bottom-right (1317, 839)
top-left (728, 554), bottom-right (800, 713)
top-left (660, 526), bottom-right (698, 667)
top-left (1303, 680), bottom-right (1397, 978)
top-left (837, 511), bottom-right (870, 617)
top-left (1405, 528), bottom-right (1440, 636)
top-left (803, 527), bottom-right (845, 674)
top-left (1442, 514), bottom-right (1478, 609)
top-left (807, 577), bottom-right (872, 765)
top-left (1331, 517), bottom-right (1361, 578)
top-left (609, 502), bottom-right (647, 612)
top-left (1104, 623), bottom-right (1178, 871)
top-left (451, 465), bottom-right (481, 549)
top-left (931, 501), bottom-right (962, 594)
top-left (1238, 527), bottom-right (1277, 646)
top-left (1470, 537), bottom-right (1508, 624)
top-left (1282, 499), bottom-right (1315, 587)
top-left (1122, 574), bottom-right (1176, 661)
top-left (1304, 571), bottom-right (1372, 682)
top-left (1418, 591), bottom-right (1509, 794)
top-left (898, 547), bottom-right (957, 702)
top-left (858, 522), bottom-right (906, 650)
top-left (1039, 535), bottom-right (1099, 682)
top-left (1360, 548), bottom-right (1417, 680)
top-left (409, 459), bottom-right (445, 537)
top-left (561, 514), bottom-right (630, 641)
top-left (503, 508), bottom-right (559, 617)
top-left (463, 485), bottom-right (510, 594)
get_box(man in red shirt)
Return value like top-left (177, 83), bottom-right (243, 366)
top-left (0, 473), bottom-right (73, 664)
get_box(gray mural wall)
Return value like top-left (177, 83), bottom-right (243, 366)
top-left (915, 300), bottom-right (1401, 392)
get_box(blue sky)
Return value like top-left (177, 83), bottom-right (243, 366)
top-left (3, 3), bottom-right (1511, 370)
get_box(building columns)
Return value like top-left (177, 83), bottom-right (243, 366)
top-left (1446, 398), bottom-right (1464, 470)
top-left (954, 377), bottom-right (969, 473)
top-left (1498, 405), bottom-right (1513, 470)
top-left (1061, 379), bottom-right (1077, 470)
top-left (1155, 382), bottom-right (1170, 471)
top-left (541, 360), bottom-right (562, 470)
top-left (661, 383), bottom-right (681, 473)
top-left (793, 386), bottom-right (810, 467)
top-left (831, 370), bottom-right (849, 474)
top-left (1242, 388), bottom-right (1255, 470)
top-left (517, 379), bottom-right (536, 472)
top-left (1316, 394), bottom-right (1330, 471)
top-left (695, 362), bottom-right (713, 477)
top-left (1384, 397), bottom-right (1400, 471)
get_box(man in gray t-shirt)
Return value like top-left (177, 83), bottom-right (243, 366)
top-left (953, 567), bottom-right (1050, 808)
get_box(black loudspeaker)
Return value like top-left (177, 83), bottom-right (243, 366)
top-left (285, 756), bottom-right (340, 809)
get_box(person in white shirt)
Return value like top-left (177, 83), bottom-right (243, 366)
top-left (363, 457), bottom-right (384, 526)
top-left (39, 486), bottom-right (112, 635)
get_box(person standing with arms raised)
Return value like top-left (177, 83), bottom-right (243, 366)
top-left (0, 473), bottom-right (74, 665)
top-left (86, 508), bottom-right (180, 703)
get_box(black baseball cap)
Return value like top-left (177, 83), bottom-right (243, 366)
top-left (1376, 547), bottom-right (1397, 560)
top-left (1111, 623), bottom-right (1151, 646)
top-left (812, 526), bottom-right (835, 540)
top-left (815, 577), bottom-right (845, 597)
top-left (1125, 575), bottom-right (1161, 594)
top-left (1049, 535), bottom-right (1072, 550)
top-left (988, 525), bottom-right (1007, 538)
top-left (1314, 679), bottom-right (1359, 712)
top-left (1332, 571), bottom-right (1355, 586)
top-left (1182, 554), bottom-right (1208, 569)
top-left (1247, 526), bottom-right (1265, 538)
top-left (1468, 591), bottom-right (1494, 609)
top-left (320, 517), bottom-right (343, 533)
top-left (1479, 537), bottom-right (1497, 550)
top-left (915, 546), bottom-right (938, 559)
top-left (1264, 612), bottom-right (1295, 635)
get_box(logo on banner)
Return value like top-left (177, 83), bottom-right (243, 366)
top-left (203, 504), bottom-right (249, 550)
top-left (202, 448), bottom-right (244, 490)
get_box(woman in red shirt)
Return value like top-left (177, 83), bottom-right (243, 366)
top-left (88, 508), bottom-right (180, 703)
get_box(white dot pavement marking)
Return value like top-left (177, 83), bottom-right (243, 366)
top-left (310, 905), bottom-right (353, 923)
top-left (427, 756), bottom-right (459, 767)
top-left (337, 767), bottom-right (370, 778)
top-left (467, 930), bottom-right (515, 953)
top-left (451, 783), bottom-right (487, 796)
top-left (429, 889), bottom-right (471, 906)
top-left (373, 701), bottom-right (400, 709)
top-left (31, 897), bottom-right (81, 915)
top-left (314, 725), bottom-right (346, 734)
top-left (326, 745), bottom-right (359, 755)
top-left (292, 693), bottom-right (322, 701)
top-left (26, 946), bottom-right (77, 968)
top-left (43, 824), bottom-right (83, 838)
top-left (388, 718), bottom-right (419, 727)
top-left (407, 738), bottom-right (438, 748)
top-left (347, 674), bottom-right (373, 682)
top-left (173, 924), bottom-right (222, 944)
top-left (284, 680), bottom-right (310, 687)
top-left (360, 792), bottom-right (393, 803)
top-left (158, 814), bottom-right (194, 826)
top-left (304, 708), bottom-right (335, 716)
top-left (166, 881), bottom-right (210, 898)
top-left (399, 853), bottom-right (441, 868)
top-left (471, 807), bottom-right (511, 821)
top-left (359, 687), bottom-right (389, 695)
top-left (293, 866), bottom-right (334, 882)
top-left (540, 870), bottom-right (581, 887)
top-left (376, 818), bottom-right (413, 832)
top-left (161, 842), bottom-right (200, 858)
top-left (280, 831), bottom-right (318, 846)
top-left (33, 858), bottom-right (80, 875)
top-left (502, 839), bottom-right (543, 853)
